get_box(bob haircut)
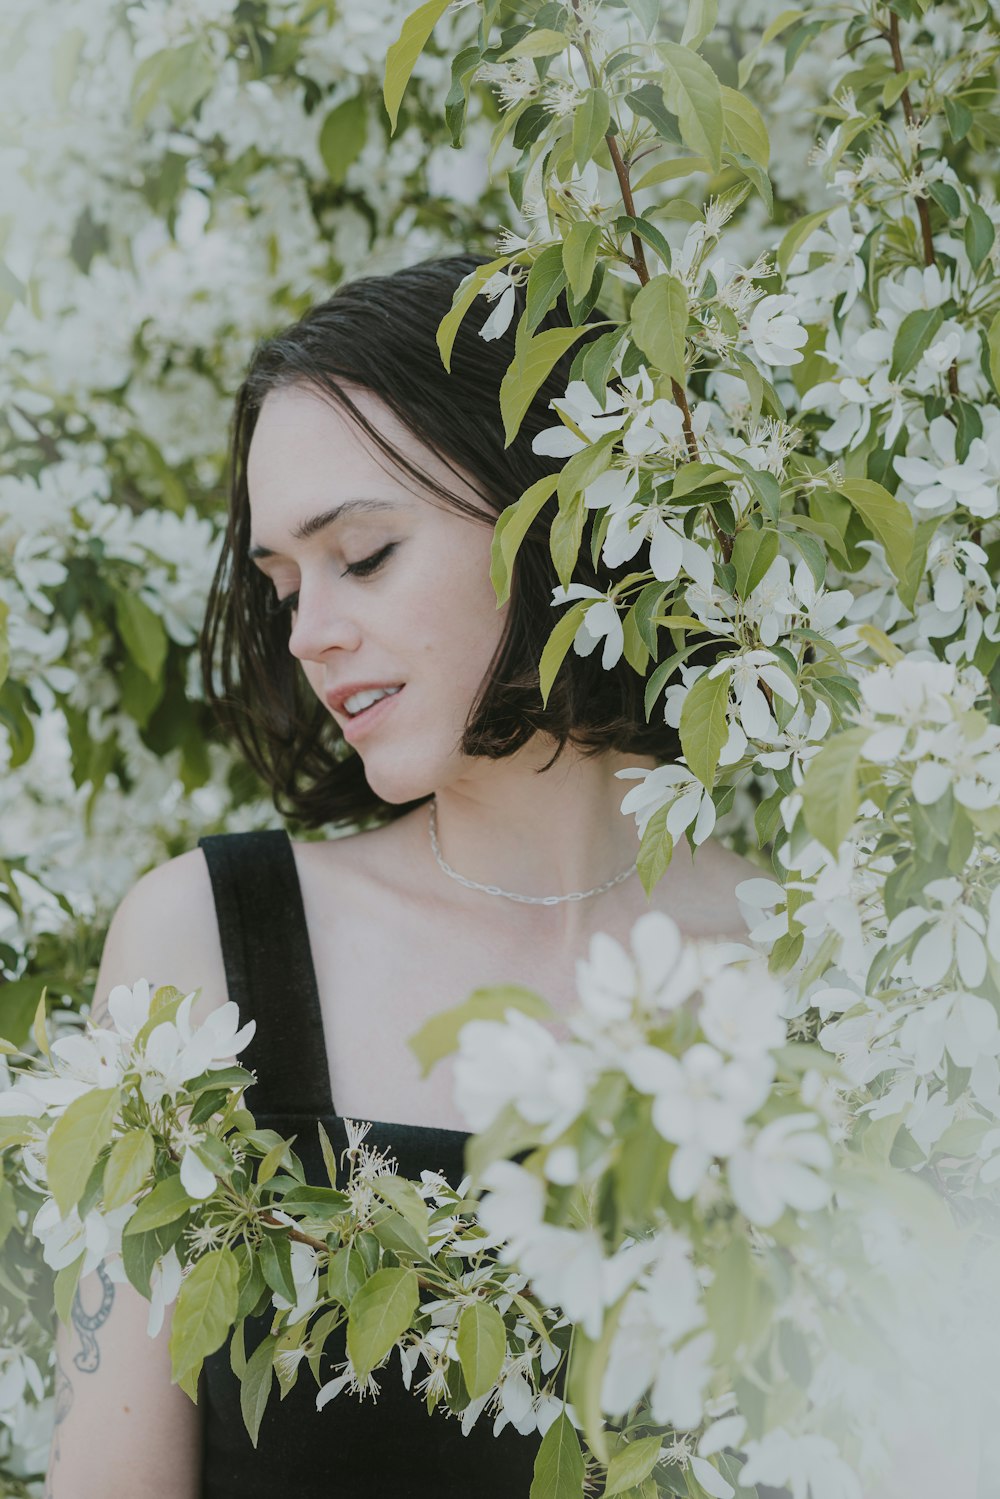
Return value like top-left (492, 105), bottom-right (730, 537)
top-left (200, 251), bottom-right (685, 830)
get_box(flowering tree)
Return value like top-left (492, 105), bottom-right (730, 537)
top-left (2, 0), bottom-right (1000, 1494)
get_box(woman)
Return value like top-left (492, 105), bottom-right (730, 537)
top-left (46, 253), bottom-right (754, 1497)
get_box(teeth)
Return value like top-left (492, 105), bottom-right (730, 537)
top-left (344, 685), bottom-right (402, 716)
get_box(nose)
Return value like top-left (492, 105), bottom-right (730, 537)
top-left (286, 575), bottom-right (362, 662)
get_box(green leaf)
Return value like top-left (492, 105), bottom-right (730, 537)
top-left (346, 1267), bottom-right (420, 1382)
top-left (0, 597), bottom-right (8, 692)
top-left (889, 306), bottom-right (945, 381)
top-left (259, 1229), bottom-right (297, 1303)
top-left (499, 28), bottom-right (570, 60)
top-left (573, 87), bottom-right (611, 172)
top-left (550, 492), bottom-right (587, 588)
top-left (625, 0), bottom-right (660, 37)
top-left (529, 1409), bottom-right (585, 1498)
top-left (32, 987), bottom-right (51, 1063)
top-left (632, 156), bottom-right (710, 192)
top-left (490, 474), bottom-right (559, 607)
top-left (240, 1333), bottom-right (276, 1448)
top-left (605, 1433), bottom-right (665, 1496)
top-left (965, 204), bottom-right (996, 273)
top-left (326, 1243), bottom-right (370, 1308)
top-left (47, 1088), bottom-right (120, 1216)
top-left (114, 590), bottom-right (168, 682)
top-left (121, 1218), bottom-right (187, 1300)
top-left (732, 527), bottom-right (779, 599)
top-left (680, 0), bottom-right (718, 49)
top-left (800, 727), bottom-right (869, 856)
top-left (317, 1120), bottom-right (338, 1189)
top-left (637, 802), bottom-right (674, 897)
top-left (318, 95), bottom-right (368, 186)
top-left (500, 323), bottom-right (595, 446)
top-left (538, 600), bottom-right (591, 707)
top-left (131, 41), bottom-right (215, 128)
top-left (456, 1301), bottom-right (506, 1399)
top-left (124, 1173), bottom-right (195, 1235)
top-left (383, 0), bottom-right (452, 134)
top-left (562, 220), bottom-right (603, 303)
top-left (659, 42), bottom-right (723, 171)
top-left (370, 1176), bottom-right (430, 1243)
top-left (725, 150), bottom-right (772, 215)
top-left (944, 95), bottom-right (973, 142)
top-left (898, 514), bottom-right (942, 614)
top-left (720, 84), bottom-right (769, 166)
top-left (777, 207), bottom-right (832, 275)
top-left (679, 669), bottom-right (729, 790)
top-left (103, 1128), bottom-right (155, 1211)
top-left (169, 1247), bottom-right (240, 1387)
top-left (835, 478), bottom-right (914, 585)
top-left (625, 85), bottom-right (683, 145)
top-left (629, 274), bottom-right (688, 385)
top-left (525, 244), bottom-right (568, 334)
top-left (436, 255), bottom-right (511, 373)
top-left (988, 309), bottom-right (1000, 398)
top-left (54, 1254), bottom-right (86, 1329)
top-left (408, 984), bottom-right (553, 1076)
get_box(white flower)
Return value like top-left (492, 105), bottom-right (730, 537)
top-left (699, 964), bottom-right (788, 1058)
top-left (602, 497), bottom-right (713, 586)
top-left (898, 990), bottom-right (1000, 1073)
top-left (728, 1113), bottom-right (833, 1226)
top-left (745, 295), bottom-right (807, 366)
top-left (602, 1231), bottom-right (711, 1428)
top-left (738, 1429), bottom-right (863, 1499)
top-left (32, 1197), bottom-right (137, 1277)
top-left (617, 763), bottom-right (717, 845)
top-left (708, 651), bottom-right (798, 740)
top-left (531, 378), bottom-right (632, 457)
top-left (141, 995), bottom-right (255, 1105)
top-left (575, 911), bottom-right (702, 1025)
top-left (624, 1042), bottom-right (773, 1198)
top-left (894, 415), bottom-right (998, 519)
top-left (550, 584), bottom-right (624, 670)
top-left (477, 267), bottom-right (522, 341)
top-left (886, 877), bottom-right (987, 989)
top-left (147, 1247), bottom-right (183, 1338)
top-left (453, 1009), bottom-right (589, 1141)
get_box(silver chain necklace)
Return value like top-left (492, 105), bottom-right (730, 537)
top-left (427, 797), bottom-right (639, 906)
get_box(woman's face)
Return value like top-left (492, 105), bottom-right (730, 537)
top-left (246, 381), bottom-right (508, 804)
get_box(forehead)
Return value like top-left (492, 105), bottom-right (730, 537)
top-left (247, 383), bottom-right (422, 509)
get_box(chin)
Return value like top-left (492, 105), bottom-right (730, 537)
top-left (359, 755), bottom-right (442, 808)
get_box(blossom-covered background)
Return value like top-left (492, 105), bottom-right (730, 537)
top-left (2, 0), bottom-right (1000, 1490)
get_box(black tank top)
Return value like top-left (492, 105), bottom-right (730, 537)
top-left (196, 829), bottom-right (544, 1497)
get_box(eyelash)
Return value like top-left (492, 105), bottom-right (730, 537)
top-left (264, 543), bottom-right (397, 617)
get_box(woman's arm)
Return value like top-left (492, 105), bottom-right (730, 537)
top-left (44, 850), bottom-right (230, 1498)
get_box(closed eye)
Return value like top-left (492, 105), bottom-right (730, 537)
top-left (263, 542), bottom-right (397, 617)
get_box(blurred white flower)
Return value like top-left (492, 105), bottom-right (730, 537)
top-left (728, 1113), bottom-right (833, 1226)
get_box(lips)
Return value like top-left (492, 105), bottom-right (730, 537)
top-left (325, 682), bottom-right (406, 743)
top-left (324, 681), bottom-right (405, 717)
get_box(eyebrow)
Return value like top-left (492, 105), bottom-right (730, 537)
top-left (248, 498), bottom-right (400, 560)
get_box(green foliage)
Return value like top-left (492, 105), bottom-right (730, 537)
top-left (169, 1246), bottom-right (241, 1386)
top-left (383, 0), bottom-right (453, 133)
top-left (346, 1267), bottom-right (420, 1381)
top-left (46, 1087), bottom-right (119, 1215)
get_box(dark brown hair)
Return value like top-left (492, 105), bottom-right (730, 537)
top-left (200, 251), bottom-right (683, 830)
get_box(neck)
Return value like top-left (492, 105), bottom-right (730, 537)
top-left (419, 737), bottom-right (660, 939)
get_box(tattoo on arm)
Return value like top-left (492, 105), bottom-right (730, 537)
top-left (71, 1262), bottom-right (115, 1373)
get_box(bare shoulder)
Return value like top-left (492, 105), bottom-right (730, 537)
top-left (290, 812), bottom-right (422, 900)
top-left (655, 836), bottom-right (764, 941)
top-left (91, 847), bottom-right (229, 1028)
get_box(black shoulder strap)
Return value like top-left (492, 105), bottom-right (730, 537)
top-left (197, 830), bottom-right (334, 1118)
